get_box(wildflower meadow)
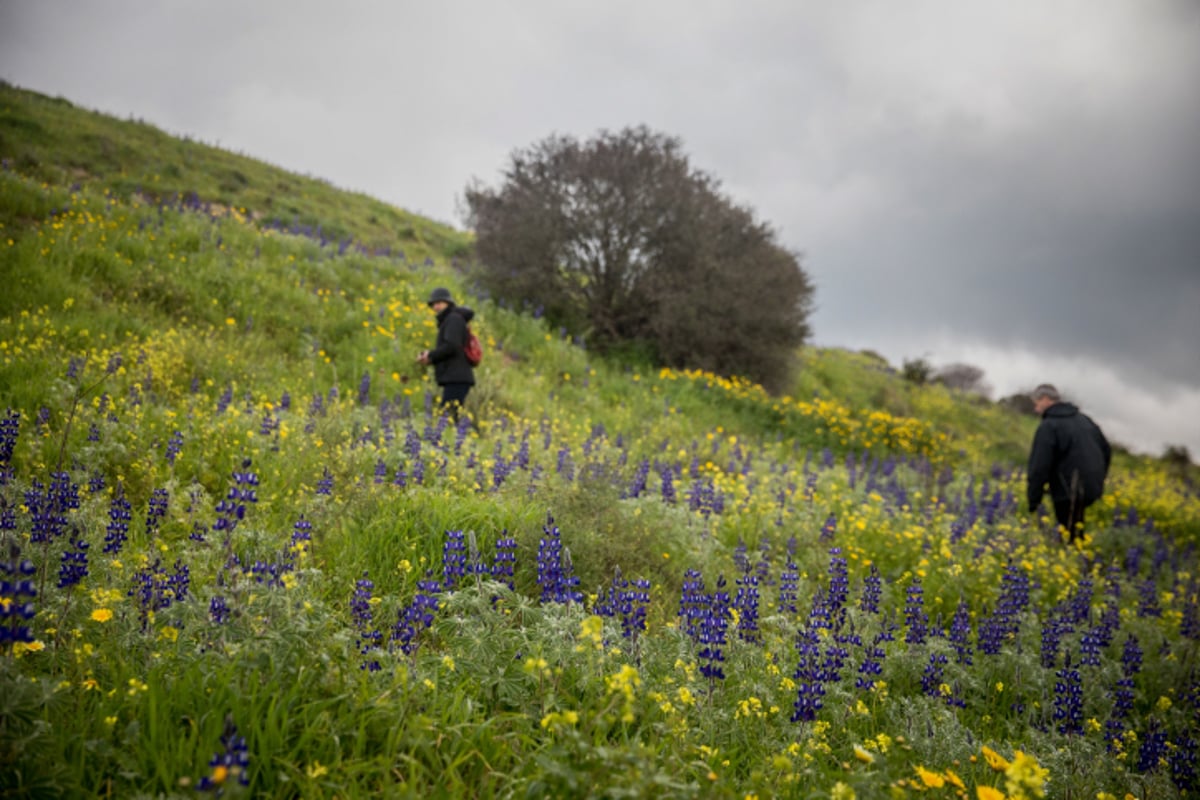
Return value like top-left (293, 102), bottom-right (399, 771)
top-left (1, 84), bottom-right (1198, 799)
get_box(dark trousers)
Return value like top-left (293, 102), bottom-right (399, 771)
top-left (1052, 496), bottom-right (1087, 541)
top-left (439, 383), bottom-right (471, 419)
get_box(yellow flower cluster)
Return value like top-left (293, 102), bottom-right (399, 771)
top-left (604, 663), bottom-right (641, 723)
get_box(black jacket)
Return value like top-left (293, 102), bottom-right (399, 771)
top-left (1027, 402), bottom-right (1111, 512)
top-left (428, 306), bottom-right (475, 386)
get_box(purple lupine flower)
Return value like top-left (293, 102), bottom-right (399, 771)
top-left (660, 466), bottom-right (676, 505)
top-left (593, 568), bottom-right (652, 644)
top-left (209, 595), bottom-right (230, 624)
top-left (1095, 599), bottom-right (1121, 647)
top-left (904, 577), bottom-right (929, 645)
top-left (490, 533), bottom-right (517, 590)
top-left (105, 484), bottom-right (132, 554)
top-left (165, 430), bottom-right (184, 464)
top-left (820, 513), bottom-right (837, 541)
top-left (855, 631), bottom-right (888, 691)
top-left (921, 652), bottom-right (948, 698)
top-left (555, 446), bottom-right (574, 480)
top-left (373, 460), bottom-right (388, 485)
top-left (27, 472), bottom-right (79, 543)
top-left (792, 624), bottom-right (825, 720)
top-left (625, 458), bottom-right (650, 499)
top-left (755, 540), bottom-right (773, 587)
top-left (358, 372), bottom-right (371, 406)
top-left (979, 561), bottom-right (1030, 655)
top-left (1104, 635), bottom-right (1142, 751)
top-left (1078, 628), bottom-right (1103, 667)
top-left (1168, 734), bottom-right (1198, 792)
top-left (826, 548), bottom-right (849, 614)
top-left (58, 537), bottom-right (90, 588)
top-left (391, 572), bottom-right (441, 656)
top-left (1137, 578), bottom-right (1162, 617)
top-left (0, 547), bottom-right (37, 650)
top-left (678, 568), bottom-right (707, 639)
top-left (442, 529), bottom-right (468, 590)
top-left (213, 461), bottom-right (258, 537)
top-left (732, 572), bottom-right (760, 643)
top-left (859, 564), bottom-right (882, 615)
top-left (1122, 632), bottom-right (1143, 677)
top-left (698, 575), bottom-right (730, 685)
top-left (216, 384), bottom-right (233, 415)
top-left (289, 516), bottom-right (313, 556)
top-left (0, 409), bottom-right (20, 479)
top-left (1040, 615), bottom-right (1067, 669)
top-left (315, 467), bottom-right (334, 497)
top-left (0, 412), bottom-right (20, 462)
top-left (423, 416), bottom-right (448, 448)
top-left (511, 433), bottom-right (530, 469)
top-left (129, 558), bottom-right (190, 629)
top-left (949, 599), bottom-right (973, 665)
top-left (822, 613), bottom-right (855, 683)
top-left (732, 540), bottom-right (750, 575)
top-left (536, 515), bottom-right (582, 604)
top-left (491, 449), bottom-right (512, 490)
top-left (350, 572), bottom-right (383, 671)
top-left (778, 559), bottom-right (800, 615)
top-left (146, 488), bottom-right (169, 536)
top-left (1053, 652), bottom-right (1084, 735)
top-left (258, 410), bottom-right (278, 438)
top-left (1136, 723), bottom-right (1168, 774)
top-left (411, 457), bottom-right (426, 486)
top-left (1068, 578), bottom-right (1094, 624)
top-left (808, 590), bottom-right (832, 633)
top-left (197, 715), bottom-right (250, 791)
top-left (1181, 579), bottom-right (1200, 641)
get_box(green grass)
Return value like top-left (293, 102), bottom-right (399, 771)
top-left (1, 82), bottom-right (1197, 799)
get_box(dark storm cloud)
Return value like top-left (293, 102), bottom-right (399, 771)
top-left (2, 0), bottom-right (1198, 452)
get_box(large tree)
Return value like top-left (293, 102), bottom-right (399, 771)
top-left (463, 126), bottom-right (814, 390)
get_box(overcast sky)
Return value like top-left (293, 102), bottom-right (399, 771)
top-left (3, 1), bottom-right (1198, 456)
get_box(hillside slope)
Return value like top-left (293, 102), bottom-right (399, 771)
top-left (1, 83), bottom-right (1198, 799)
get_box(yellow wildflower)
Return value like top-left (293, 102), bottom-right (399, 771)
top-left (830, 781), bottom-right (856, 800)
top-left (976, 788), bottom-right (1005, 800)
top-left (914, 765), bottom-right (945, 787)
top-left (982, 745), bottom-right (1011, 771)
top-left (12, 641), bottom-right (45, 656)
top-left (91, 608), bottom-right (114, 623)
top-left (1005, 750), bottom-right (1049, 799)
top-left (852, 744), bottom-right (875, 764)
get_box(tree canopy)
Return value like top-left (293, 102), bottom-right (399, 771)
top-left (463, 126), bottom-right (814, 391)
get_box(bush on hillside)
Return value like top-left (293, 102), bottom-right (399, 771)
top-left (901, 357), bottom-right (934, 385)
top-left (999, 391), bottom-right (1037, 416)
top-left (935, 362), bottom-right (992, 399)
top-left (463, 126), bottom-right (814, 392)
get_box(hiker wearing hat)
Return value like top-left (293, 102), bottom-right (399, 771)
top-left (1026, 383), bottom-right (1111, 541)
top-left (417, 287), bottom-right (476, 417)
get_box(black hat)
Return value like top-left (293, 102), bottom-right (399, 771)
top-left (427, 287), bottom-right (455, 307)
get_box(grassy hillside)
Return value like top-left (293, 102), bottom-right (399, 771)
top-left (1, 82), bottom-right (1198, 799)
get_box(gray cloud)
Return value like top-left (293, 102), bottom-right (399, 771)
top-left (2, 0), bottom-right (1197, 453)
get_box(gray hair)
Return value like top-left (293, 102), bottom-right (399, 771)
top-left (1030, 383), bottom-right (1061, 402)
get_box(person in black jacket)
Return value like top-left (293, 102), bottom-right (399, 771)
top-left (1026, 384), bottom-right (1111, 541)
top-left (417, 287), bottom-right (475, 418)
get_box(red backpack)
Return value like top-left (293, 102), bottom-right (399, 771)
top-left (463, 324), bottom-right (483, 367)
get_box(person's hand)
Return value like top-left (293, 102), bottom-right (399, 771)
top-left (416, 351), bottom-right (429, 365)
